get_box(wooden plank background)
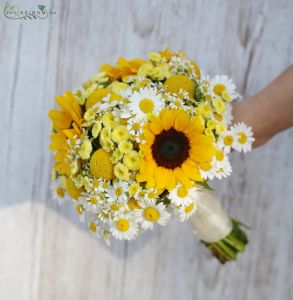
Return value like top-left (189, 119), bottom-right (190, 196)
top-left (0, 0), bottom-right (293, 299)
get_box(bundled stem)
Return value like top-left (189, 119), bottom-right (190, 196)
top-left (202, 219), bottom-right (249, 264)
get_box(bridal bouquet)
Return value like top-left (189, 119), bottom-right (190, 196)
top-left (49, 49), bottom-right (254, 263)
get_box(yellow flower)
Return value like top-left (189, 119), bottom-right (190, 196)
top-left (212, 98), bottom-right (226, 114)
top-left (109, 81), bottom-right (129, 93)
top-left (111, 148), bottom-right (123, 163)
top-left (137, 62), bottom-right (154, 77)
top-left (118, 140), bottom-right (133, 153)
top-left (128, 198), bottom-right (141, 210)
top-left (164, 75), bottom-right (195, 99)
top-left (80, 139), bottom-right (92, 160)
top-left (114, 163), bottom-right (130, 180)
top-left (102, 112), bottom-right (117, 128)
top-left (90, 149), bottom-right (114, 180)
top-left (111, 125), bottom-right (129, 143)
top-left (48, 91), bottom-right (83, 175)
top-left (100, 137), bottom-right (114, 152)
top-left (100, 57), bottom-right (146, 80)
top-left (86, 88), bottom-right (111, 110)
top-left (123, 151), bottom-right (140, 171)
top-left (92, 122), bottom-right (102, 138)
top-left (137, 109), bottom-right (215, 191)
top-left (48, 91), bottom-right (83, 131)
top-left (148, 52), bottom-right (162, 63)
top-left (65, 177), bottom-right (82, 200)
top-left (197, 103), bottom-right (212, 118)
top-left (100, 127), bottom-right (111, 141)
top-left (84, 107), bottom-right (98, 121)
top-left (128, 183), bottom-right (140, 196)
top-left (222, 91), bottom-right (232, 102)
top-left (215, 122), bottom-right (226, 134)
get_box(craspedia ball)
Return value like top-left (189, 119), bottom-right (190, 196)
top-left (164, 75), bottom-right (195, 99)
top-left (90, 148), bottom-right (114, 180)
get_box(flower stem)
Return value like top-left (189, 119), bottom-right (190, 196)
top-left (202, 219), bottom-right (249, 264)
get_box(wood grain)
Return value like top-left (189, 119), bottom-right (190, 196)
top-left (0, 0), bottom-right (293, 299)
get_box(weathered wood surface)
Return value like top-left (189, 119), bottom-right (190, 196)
top-left (0, 0), bottom-right (293, 299)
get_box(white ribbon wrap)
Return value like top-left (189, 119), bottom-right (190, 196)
top-left (189, 191), bottom-right (232, 243)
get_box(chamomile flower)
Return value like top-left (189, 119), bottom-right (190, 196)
top-left (138, 202), bottom-right (170, 230)
top-left (210, 75), bottom-right (237, 99)
top-left (198, 161), bottom-right (217, 180)
top-left (83, 196), bottom-right (100, 213)
top-left (128, 87), bottom-right (163, 120)
top-left (75, 203), bottom-right (85, 222)
top-left (50, 180), bottom-right (67, 204)
top-left (231, 123), bottom-right (255, 153)
top-left (178, 199), bottom-right (197, 222)
top-left (217, 130), bottom-right (237, 153)
top-left (110, 213), bottom-right (138, 240)
top-left (215, 158), bottom-right (232, 179)
top-left (169, 185), bottom-right (200, 207)
top-left (106, 181), bottom-right (129, 203)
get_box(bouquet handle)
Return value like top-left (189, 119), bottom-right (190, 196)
top-left (189, 191), bottom-right (249, 263)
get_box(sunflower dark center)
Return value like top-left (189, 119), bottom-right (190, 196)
top-left (151, 128), bottom-right (190, 169)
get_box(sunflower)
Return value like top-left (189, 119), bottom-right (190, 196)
top-left (136, 109), bottom-right (215, 191)
top-left (48, 91), bottom-right (83, 175)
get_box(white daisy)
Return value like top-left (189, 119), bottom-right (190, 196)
top-left (217, 130), bottom-right (237, 153)
top-left (178, 199), bottom-right (197, 222)
top-left (215, 158), bottom-right (232, 179)
top-left (199, 165), bottom-right (217, 180)
top-left (110, 213), bottom-right (138, 240)
top-left (138, 202), bottom-right (170, 230)
top-left (106, 181), bottom-right (129, 203)
top-left (128, 87), bottom-right (163, 120)
top-left (231, 123), bottom-right (255, 153)
top-left (169, 185), bottom-right (200, 207)
top-left (50, 180), bottom-right (68, 204)
top-left (83, 196), bottom-right (100, 213)
top-left (210, 75), bottom-right (237, 99)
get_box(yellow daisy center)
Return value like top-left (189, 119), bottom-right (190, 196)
top-left (224, 135), bottom-right (234, 146)
top-left (139, 98), bottom-right (155, 113)
top-left (89, 197), bottom-right (98, 204)
top-left (111, 204), bottom-right (120, 211)
top-left (144, 207), bottom-right (160, 222)
top-left (89, 223), bottom-right (97, 233)
top-left (115, 187), bottom-right (123, 197)
top-left (116, 219), bottom-right (130, 232)
top-left (90, 149), bottom-right (114, 180)
top-left (76, 204), bottom-right (84, 215)
top-left (184, 202), bottom-right (194, 213)
top-left (128, 198), bottom-right (141, 210)
top-left (132, 122), bottom-right (141, 131)
top-left (164, 75), bottom-right (195, 98)
top-left (213, 83), bottom-right (226, 96)
top-left (56, 187), bottom-right (65, 198)
top-left (238, 132), bottom-right (247, 144)
top-left (215, 150), bottom-right (224, 161)
top-left (177, 186), bottom-right (189, 198)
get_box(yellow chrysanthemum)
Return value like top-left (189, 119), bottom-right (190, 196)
top-left (90, 149), bottom-right (114, 180)
top-left (137, 109), bottom-right (215, 191)
top-left (114, 163), bottom-right (129, 180)
top-left (123, 151), bottom-right (140, 171)
top-left (111, 125), bottom-right (129, 143)
top-left (100, 57), bottom-right (146, 80)
top-left (164, 75), bottom-right (195, 99)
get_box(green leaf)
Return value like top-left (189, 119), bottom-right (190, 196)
top-left (194, 181), bottom-right (213, 191)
